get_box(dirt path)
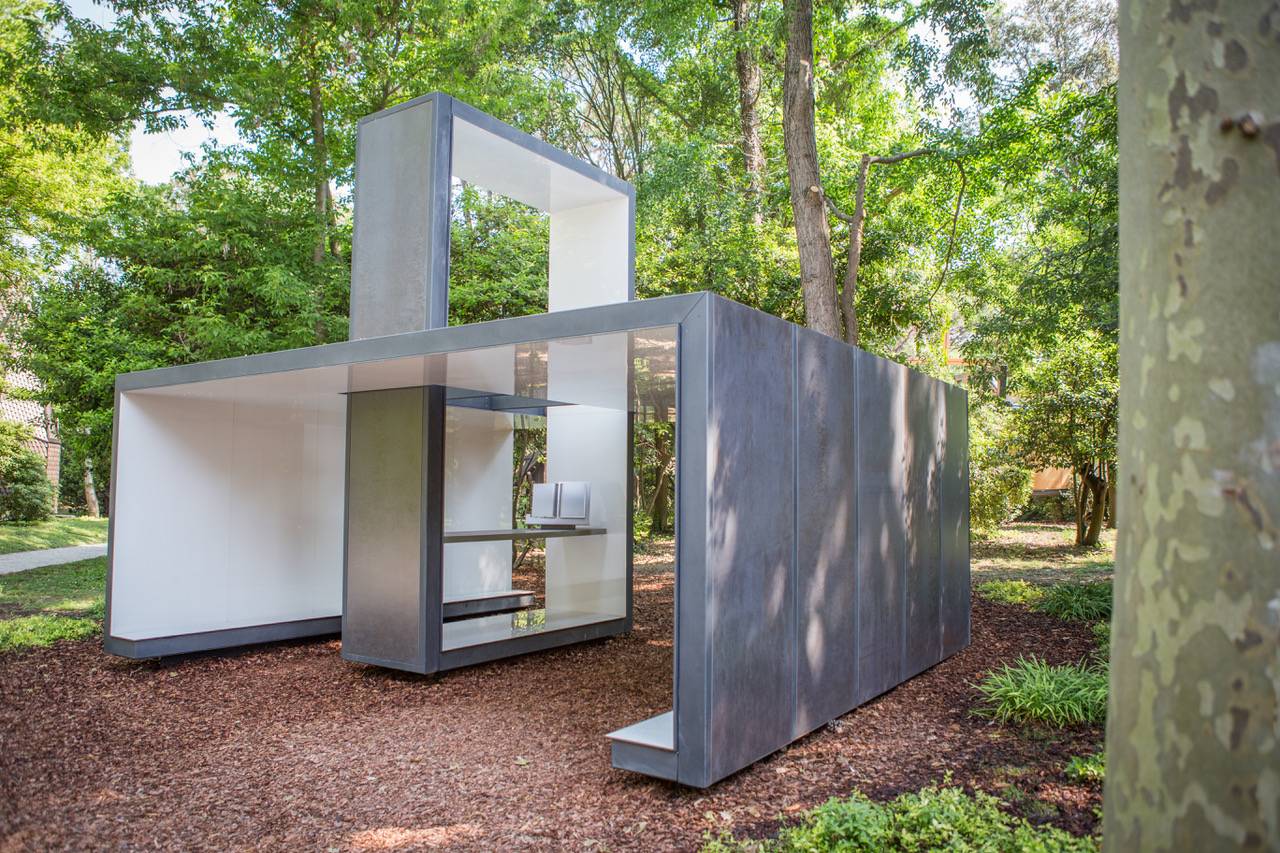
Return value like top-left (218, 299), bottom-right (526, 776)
top-left (0, 549), bottom-right (1102, 851)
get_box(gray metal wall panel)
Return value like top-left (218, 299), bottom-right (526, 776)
top-left (343, 388), bottom-right (426, 671)
top-left (350, 96), bottom-right (447, 339)
top-left (903, 373), bottom-right (943, 678)
top-left (705, 298), bottom-right (795, 782)
top-left (794, 328), bottom-right (857, 736)
top-left (941, 384), bottom-right (971, 656)
top-left (675, 296), bottom-right (712, 786)
top-left (853, 352), bottom-right (907, 704)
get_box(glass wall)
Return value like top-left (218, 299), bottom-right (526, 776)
top-left (438, 325), bottom-right (677, 651)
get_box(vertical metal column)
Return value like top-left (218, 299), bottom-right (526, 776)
top-left (342, 386), bottom-right (445, 673)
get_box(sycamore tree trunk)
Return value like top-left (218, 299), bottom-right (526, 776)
top-left (307, 44), bottom-right (332, 266)
top-left (1105, 2), bottom-right (1280, 848)
top-left (82, 458), bottom-right (99, 518)
top-left (781, 0), bottom-right (840, 339)
top-left (733, 0), bottom-right (764, 226)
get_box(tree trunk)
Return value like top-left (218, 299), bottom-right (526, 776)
top-left (1071, 469), bottom-right (1084, 545)
top-left (308, 59), bottom-right (330, 266)
top-left (1104, 460), bottom-right (1117, 529)
top-left (733, 0), bottom-right (764, 225)
top-left (1105, 3), bottom-right (1279, 847)
top-left (83, 458), bottom-right (99, 518)
top-left (839, 154), bottom-right (872, 346)
top-left (781, 0), bottom-right (840, 339)
top-left (1080, 468), bottom-right (1106, 547)
top-left (647, 425), bottom-right (674, 535)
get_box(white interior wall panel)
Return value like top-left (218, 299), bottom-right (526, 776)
top-left (110, 390), bottom-right (345, 640)
top-left (549, 199), bottom-right (631, 312)
top-left (443, 346), bottom-right (514, 599)
top-left (545, 334), bottom-right (628, 618)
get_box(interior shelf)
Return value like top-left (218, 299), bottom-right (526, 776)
top-left (442, 589), bottom-right (536, 620)
top-left (441, 608), bottom-right (618, 651)
top-left (443, 527), bottom-right (606, 543)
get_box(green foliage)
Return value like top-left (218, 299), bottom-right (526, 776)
top-left (975, 657), bottom-right (1108, 727)
top-left (8, 0), bottom-right (1121, 520)
top-left (1090, 622), bottom-right (1110, 658)
top-left (0, 449), bottom-right (53, 521)
top-left (0, 419), bottom-right (52, 521)
top-left (977, 579), bottom-right (1045, 606)
top-left (1064, 752), bottom-right (1106, 784)
top-left (449, 187), bottom-right (549, 325)
top-left (703, 785), bottom-right (1096, 852)
top-left (1004, 335), bottom-right (1118, 478)
top-left (1034, 582), bottom-right (1112, 622)
top-left (0, 516), bottom-right (109, 554)
top-left (969, 401), bottom-right (1032, 537)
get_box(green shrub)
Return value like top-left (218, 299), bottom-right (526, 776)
top-left (975, 657), bottom-right (1108, 727)
top-left (1035, 583), bottom-right (1111, 622)
top-left (703, 785), bottom-right (1096, 852)
top-left (977, 579), bottom-right (1046, 606)
top-left (0, 449), bottom-right (55, 521)
top-left (1090, 622), bottom-right (1110, 658)
top-left (969, 404), bottom-right (1033, 537)
top-left (1019, 492), bottom-right (1074, 523)
top-left (1064, 753), bottom-right (1106, 783)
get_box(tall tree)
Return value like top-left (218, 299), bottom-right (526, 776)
top-left (732, 0), bottom-right (764, 223)
top-left (1105, 1), bottom-right (1280, 847)
top-left (782, 0), bottom-right (840, 338)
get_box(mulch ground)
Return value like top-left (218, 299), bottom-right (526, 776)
top-left (0, 546), bottom-right (1102, 851)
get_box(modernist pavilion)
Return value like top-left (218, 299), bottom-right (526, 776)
top-left (105, 94), bottom-right (970, 787)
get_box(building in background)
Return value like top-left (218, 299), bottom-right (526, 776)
top-left (0, 369), bottom-right (60, 495)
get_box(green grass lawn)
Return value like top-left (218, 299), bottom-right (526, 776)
top-left (972, 522), bottom-right (1115, 585)
top-left (0, 556), bottom-right (105, 651)
top-left (0, 516), bottom-right (109, 554)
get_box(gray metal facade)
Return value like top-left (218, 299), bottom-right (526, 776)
top-left (105, 287), bottom-right (967, 788)
top-left (648, 296), bottom-right (970, 787)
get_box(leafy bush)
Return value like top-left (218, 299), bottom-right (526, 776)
top-left (977, 579), bottom-right (1045, 606)
top-left (703, 785), bottom-right (1096, 852)
top-left (1064, 753), bottom-right (1106, 783)
top-left (969, 403), bottom-right (1033, 537)
top-left (0, 420), bottom-right (54, 522)
top-left (1091, 622), bottom-right (1110, 658)
top-left (975, 657), bottom-right (1108, 727)
top-left (1019, 493), bottom-right (1074, 523)
top-left (1034, 582), bottom-right (1111, 622)
top-left (0, 449), bottom-right (55, 521)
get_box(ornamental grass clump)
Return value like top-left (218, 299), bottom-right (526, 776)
top-left (975, 657), bottom-right (1108, 727)
top-left (1034, 582), bottom-right (1112, 622)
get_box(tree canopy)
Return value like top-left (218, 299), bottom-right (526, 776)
top-left (4, 0), bottom-right (1118, 531)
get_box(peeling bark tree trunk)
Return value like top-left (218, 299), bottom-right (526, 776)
top-left (839, 154), bottom-right (871, 347)
top-left (308, 55), bottom-right (331, 266)
top-left (733, 0), bottom-right (764, 226)
top-left (83, 459), bottom-right (99, 518)
top-left (1106, 2), bottom-right (1280, 848)
top-left (782, 0), bottom-right (840, 339)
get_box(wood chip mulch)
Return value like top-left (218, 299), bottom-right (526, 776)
top-left (0, 548), bottom-right (1102, 851)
